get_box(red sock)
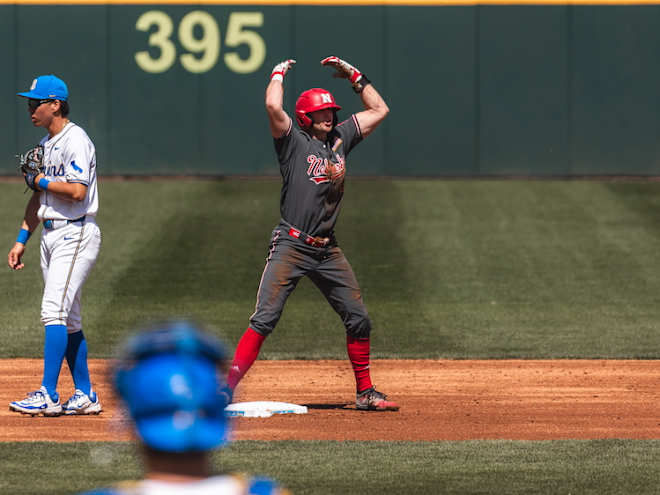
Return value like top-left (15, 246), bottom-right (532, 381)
top-left (346, 336), bottom-right (373, 393)
top-left (227, 327), bottom-right (266, 390)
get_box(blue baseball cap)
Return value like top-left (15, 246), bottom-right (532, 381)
top-left (17, 75), bottom-right (68, 101)
top-left (114, 320), bottom-right (230, 453)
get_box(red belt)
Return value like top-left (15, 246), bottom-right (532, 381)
top-left (288, 227), bottom-right (330, 248)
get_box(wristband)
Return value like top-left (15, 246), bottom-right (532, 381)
top-left (38, 177), bottom-right (50, 190)
top-left (271, 73), bottom-right (284, 82)
top-left (353, 74), bottom-right (371, 94)
top-left (16, 228), bottom-right (31, 245)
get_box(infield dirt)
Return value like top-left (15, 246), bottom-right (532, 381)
top-left (0, 359), bottom-right (658, 442)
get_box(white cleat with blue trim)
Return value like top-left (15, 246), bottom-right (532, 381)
top-left (62, 389), bottom-right (102, 415)
top-left (9, 386), bottom-right (62, 416)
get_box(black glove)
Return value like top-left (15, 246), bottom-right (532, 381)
top-left (18, 145), bottom-right (45, 191)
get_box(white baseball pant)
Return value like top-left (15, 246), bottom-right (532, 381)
top-left (39, 218), bottom-right (101, 331)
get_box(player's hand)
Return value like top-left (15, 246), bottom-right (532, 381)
top-left (321, 56), bottom-right (371, 93)
top-left (8, 243), bottom-right (26, 270)
top-left (270, 59), bottom-right (296, 82)
top-left (321, 56), bottom-right (362, 83)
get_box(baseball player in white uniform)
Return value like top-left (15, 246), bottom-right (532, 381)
top-left (8, 75), bottom-right (102, 416)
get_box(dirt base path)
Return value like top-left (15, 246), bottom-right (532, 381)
top-left (0, 359), bottom-right (658, 442)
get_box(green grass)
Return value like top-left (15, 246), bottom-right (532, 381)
top-left (0, 440), bottom-right (658, 494)
top-left (1, 179), bottom-right (660, 358)
top-left (1, 179), bottom-right (659, 495)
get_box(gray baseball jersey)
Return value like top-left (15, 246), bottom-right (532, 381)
top-left (275, 115), bottom-right (362, 237)
top-left (249, 114), bottom-right (371, 338)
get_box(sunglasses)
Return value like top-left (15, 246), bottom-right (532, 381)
top-left (27, 99), bottom-right (53, 111)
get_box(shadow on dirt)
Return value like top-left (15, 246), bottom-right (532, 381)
top-left (303, 403), bottom-right (352, 410)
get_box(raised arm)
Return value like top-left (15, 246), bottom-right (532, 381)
top-left (353, 84), bottom-right (389, 138)
top-left (321, 56), bottom-right (389, 138)
top-left (265, 59), bottom-right (296, 138)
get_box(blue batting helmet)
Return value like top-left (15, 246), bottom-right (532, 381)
top-left (113, 320), bottom-right (230, 453)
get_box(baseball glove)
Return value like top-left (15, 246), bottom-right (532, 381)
top-left (327, 138), bottom-right (345, 183)
top-left (326, 160), bottom-right (345, 183)
top-left (18, 145), bottom-right (44, 191)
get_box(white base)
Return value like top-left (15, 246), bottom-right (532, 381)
top-left (224, 401), bottom-right (308, 418)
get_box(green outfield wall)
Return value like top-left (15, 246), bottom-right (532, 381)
top-left (2, 3), bottom-right (660, 176)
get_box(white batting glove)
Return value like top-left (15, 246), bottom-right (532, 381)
top-left (321, 56), bottom-right (370, 93)
top-left (270, 59), bottom-right (296, 82)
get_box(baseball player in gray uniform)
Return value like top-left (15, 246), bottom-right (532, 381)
top-left (225, 56), bottom-right (398, 411)
top-left (8, 75), bottom-right (102, 416)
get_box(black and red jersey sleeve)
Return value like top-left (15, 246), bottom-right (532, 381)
top-left (334, 114), bottom-right (363, 156)
top-left (273, 119), bottom-right (298, 176)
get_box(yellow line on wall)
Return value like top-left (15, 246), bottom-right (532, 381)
top-left (2, 0), bottom-right (660, 4)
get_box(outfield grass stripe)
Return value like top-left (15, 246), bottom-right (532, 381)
top-left (1, 440), bottom-right (659, 495)
top-left (2, 180), bottom-right (660, 358)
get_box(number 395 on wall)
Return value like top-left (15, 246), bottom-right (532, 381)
top-left (135, 11), bottom-right (266, 74)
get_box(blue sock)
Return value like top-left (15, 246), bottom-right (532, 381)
top-left (42, 324), bottom-right (68, 401)
top-left (65, 330), bottom-right (92, 397)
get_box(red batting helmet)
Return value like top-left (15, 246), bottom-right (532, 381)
top-left (295, 88), bottom-right (342, 128)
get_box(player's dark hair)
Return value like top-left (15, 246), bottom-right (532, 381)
top-left (141, 445), bottom-right (211, 475)
top-left (142, 445), bottom-right (210, 459)
top-left (58, 100), bottom-right (70, 117)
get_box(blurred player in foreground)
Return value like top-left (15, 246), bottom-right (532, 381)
top-left (80, 319), bottom-right (289, 495)
top-left (225, 56), bottom-right (398, 411)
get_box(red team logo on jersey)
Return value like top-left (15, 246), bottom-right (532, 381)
top-left (306, 154), bottom-right (345, 184)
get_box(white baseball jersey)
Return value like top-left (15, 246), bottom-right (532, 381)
top-left (37, 122), bottom-right (98, 221)
top-left (80, 474), bottom-right (288, 494)
top-left (36, 121), bottom-right (101, 331)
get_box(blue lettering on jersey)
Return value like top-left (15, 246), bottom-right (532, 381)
top-left (71, 160), bottom-right (83, 173)
top-left (44, 164), bottom-right (66, 177)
